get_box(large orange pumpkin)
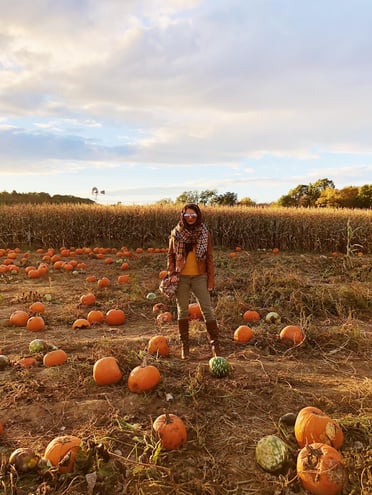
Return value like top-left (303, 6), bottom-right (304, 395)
top-left (93, 356), bottom-right (123, 385)
top-left (233, 325), bottom-right (254, 343)
top-left (9, 310), bottom-right (29, 327)
top-left (279, 325), bottom-right (305, 345)
top-left (105, 309), bottom-right (126, 326)
top-left (153, 412), bottom-right (187, 450)
top-left (294, 406), bottom-right (344, 449)
top-left (147, 335), bottom-right (170, 356)
top-left (297, 442), bottom-right (347, 495)
top-left (44, 435), bottom-right (81, 473)
top-left (26, 316), bottom-right (45, 332)
top-left (128, 363), bottom-right (161, 393)
top-left (43, 349), bottom-right (68, 367)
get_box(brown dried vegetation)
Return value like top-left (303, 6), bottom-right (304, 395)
top-left (0, 246), bottom-right (371, 495)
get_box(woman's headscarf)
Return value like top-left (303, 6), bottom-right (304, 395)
top-left (172, 203), bottom-right (209, 262)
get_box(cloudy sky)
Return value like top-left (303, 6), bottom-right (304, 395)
top-left (1, 0), bottom-right (371, 205)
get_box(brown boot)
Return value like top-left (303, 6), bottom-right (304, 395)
top-left (178, 319), bottom-right (190, 359)
top-left (206, 320), bottom-right (221, 357)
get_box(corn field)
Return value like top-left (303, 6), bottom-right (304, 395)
top-left (0, 203), bottom-right (370, 253)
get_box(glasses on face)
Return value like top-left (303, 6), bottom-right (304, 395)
top-left (183, 213), bottom-right (198, 218)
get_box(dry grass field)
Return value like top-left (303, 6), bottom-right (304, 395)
top-left (0, 245), bottom-right (371, 495)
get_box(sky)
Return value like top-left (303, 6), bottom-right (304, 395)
top-left (1, 0), bottom-right (371, 205)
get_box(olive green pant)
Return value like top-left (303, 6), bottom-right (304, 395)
top-left (176, 274), bottom-right (214, 321)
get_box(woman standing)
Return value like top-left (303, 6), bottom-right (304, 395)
top-left (167, 203), bottom-right (220, 359)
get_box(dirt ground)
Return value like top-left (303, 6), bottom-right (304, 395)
top-left (0, 248), bottom-right (371, 495)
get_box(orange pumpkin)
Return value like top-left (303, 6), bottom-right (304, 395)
top-left (294, 406), bottom-right (344, 449)
top-left (128, 363), bottom-right (161, 393)
top-left (72, 318), bottom-right (91, 330)
top-left (188, 302), bottom-right (203, 320)
top-left (152, 303), bottom-right (168, 315)
top-left (97, 277), bottom-right (111, 288)
top-left (87, 310), bottom-right (105, 324)
top-left (16, 356), bottom-right (37, 368)
top-left (233, 325), bottom-right (254, 343)
top-left (279, 325), bottom-right (305, 345)
top-left (105, 309), bottom-right (126, 326)
top-left (159, 270), bottom-right (167, 279)
top-left (117, 274), bottom-right (131, 284)
top-left (79, 293), bottom-right (96, 306)
top-left (43, 349), bottom-right (68, 367)
top-left (93, 357), bottom-right (123, 385)
top-left (156, 311), bottom-right (173, 325)
top-left (243, 310), bottom-right (260, 322)
top-left (297, 443), bottom-right (347, 495)
top-left (44, 435), bottom-right (81, 473)
top-left (85, 275), bottom-right (97, 283)
top-left (153, 412), bottom-right (187, 450)
top-left (26, 316), bottom-right (45, 332)
top-left (29, 301), bottom-right (46, 314)
top-left (147, 335), bottom-right (170, 356)
top-left (9, 310), bottom-right (29, 327)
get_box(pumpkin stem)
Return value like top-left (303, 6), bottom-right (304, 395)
top-left (164, 411), bottom-right (173, 425)
top-left (305, 443), bottom-right (323, 468)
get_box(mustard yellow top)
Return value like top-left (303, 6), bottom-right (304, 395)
top-left (181, 247), bottom-right (200, 275)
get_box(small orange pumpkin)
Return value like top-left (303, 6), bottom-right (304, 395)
top-left (153, 412), bottom-right (187, 450)
top-left (297, 442), bottom-right (347, 495)
top-left (117, 274), bottom-right (131, 284)
top-left (29, 301), bottom-right (46, 314)
top-left (79, 293), bottom-right (96, 306)
top-left (93, 356), bottom-right (123, 385)
top-left (294, 406), bottom-right (344, 449)
top-left (243, 310), bottom-right (260, 322)
top-left (147, 335), bottom-right (170, 356)
top-left (233, 325), bottom-right (254, 343)
top-left (152, 303), bottom-right (168, 315)
top-left (188, 303), bottom-right (203, 320)
top-left (16, 356), bottom-right (37, 368)
top-left (72, 318), bottom-right (91, 330)
top-left (87, 310), bottom-right (105, 324)
top-left (156, 311), bottom-right (173, 325)
top-left (105, 309), bottom-right (126, 326)
top-left (279, 325), bottom-right (305, 345)
top-left (43, 349), bottom-right (68, 367)
top-left (97, 277), bottom-right (111, 288)
top-left (26, 316), bottom-right (45, 332)
top-left (9, 310), bottom-right (29, 327)
top-left (128, 362), bottom-right (161, 393)
top-left (44, 435), bottom-right (81, 473)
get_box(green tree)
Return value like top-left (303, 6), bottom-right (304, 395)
top-left (199, 189), bottom-right (218, 206)
top-left (238, 196), bottom-right (256, 206)
top-left (215, 192), bottom-right (238, 206)
top-left (356, 184), bottom-right (372, 208)
top-left (175, 191), bottom-right (200, 204)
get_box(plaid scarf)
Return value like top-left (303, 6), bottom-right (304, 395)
top-left (173, 222), bottom-right (209, 263)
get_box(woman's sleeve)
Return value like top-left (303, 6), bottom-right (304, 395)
top-left (167, 236), bottom-right (176, 273)
top-left (206, 232), bottom-right (215, 289)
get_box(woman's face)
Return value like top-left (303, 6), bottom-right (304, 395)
top-left (183, 208), bottom-right (198, 225)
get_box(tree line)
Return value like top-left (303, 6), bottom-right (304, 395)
top-left (1, 178), bottom-right (371, 208)
top-left (157, 178), bottom-right (371, 209)
top-left (0, 191), bottom-right (94, 205)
